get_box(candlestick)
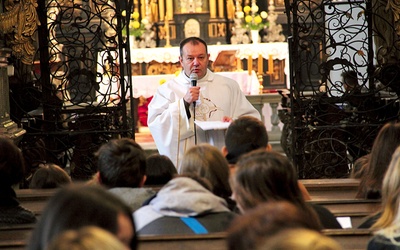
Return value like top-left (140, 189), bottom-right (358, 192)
top-left (268, 54), bottom-right (274, 74)
top-left (164, 15), bottom-right (171, 48)
top-left (248, 56), bottom-right (252, 75)
top-left (236, 57), bottom-right (242, 71)
top-left (258, 54), bottom-right (263, 74)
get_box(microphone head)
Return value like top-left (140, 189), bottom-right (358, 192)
top-left (190, 73), bottom-right (198, 86)
top-left (190, 73), bottom-right (198, 80)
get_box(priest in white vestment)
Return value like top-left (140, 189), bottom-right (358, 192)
top-left (147, 37), bottom-right (260, 167)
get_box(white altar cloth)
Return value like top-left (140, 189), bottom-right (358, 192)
top-left (131, 70), bottom-right (260, 98)
top-left (130, 42), bottom-right (288, 63)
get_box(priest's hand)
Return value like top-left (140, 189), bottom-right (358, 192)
top-left (184, 86), bottom-right (200, 104)
top-left (222, 116), bottom-right (233, 122)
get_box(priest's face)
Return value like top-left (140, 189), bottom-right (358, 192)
top-left (179, 42), bottom-right (210, 79)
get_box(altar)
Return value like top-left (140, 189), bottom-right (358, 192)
top-left (129, 42), bottom-right (289, 88)
top-left (130, 70), bottom-right (260, 98)
top-left (130, 42), bottom-right (289, 64)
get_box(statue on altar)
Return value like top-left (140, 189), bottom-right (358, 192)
top-left (230, 12), bottom-right (250, 44)
top-left (139, 23), bottom-right (156, 48)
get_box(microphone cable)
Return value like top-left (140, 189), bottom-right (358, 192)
top-left (190, 73), bottom-right (198, 145)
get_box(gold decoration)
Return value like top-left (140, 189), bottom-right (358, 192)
top-left (0, 0), bottom-right (40, 64)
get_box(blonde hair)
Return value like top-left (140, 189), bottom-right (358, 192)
top-left (371, 146), bottom-right (400, 243)
top-left (260, 228), bottom-right (342, 250)
top-left (46, 226), bottom-right (128, 250)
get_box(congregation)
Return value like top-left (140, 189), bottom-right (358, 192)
top-left (2, 116), bottom-right (400, 249)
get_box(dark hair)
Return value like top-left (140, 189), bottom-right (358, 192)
top-left (95, 138), bottom-right (146, 188)
top-left (179, 37), bottom-right (208, 56)
top-left (29, 163), bottom-right (71, 189)
top-left (232, 150), bottom-right (312, 215)
top-left (145, 154), bottom-right (177, 186)
top-left (0, 137), bottom-right (25, 186)
top-left (224, 116), bottom-right (268, 164)
top-left (27, 184), bottom-right (137, 250)
top-left (227, 201), bottom-right (322, 250)
top-left (357, 122), bottom-right (400, 198)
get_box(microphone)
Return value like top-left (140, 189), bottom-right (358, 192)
top-left (190, 73), bottom-right (198, 87)
top-left (189, 73), bottom-right (198, 107)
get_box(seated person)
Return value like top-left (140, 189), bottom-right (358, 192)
top-left (258, 228), bottom-right (342, 250)
top-left (46, 226), bottom-right (127, 250)
top-left (27, 184), bottom-right (136, 250)
top-left (92, 138), bottom-right (156, 211)
top-left (231, 150), bottom-right (342, 229)
top-left (179, 144), bottom-right (235, 210)
top-left (29, 163), bottom-right (71, 189)
top-left (0, 137), bottom-right (36, 225)
top-left (223, 116), bottom-right (311, 201)
top-left (145, 154), bottom-right (177, 187)
top-left (134, 175), bottom-right (235, 235)
top-left (227, 201), bottom-right (322, 250)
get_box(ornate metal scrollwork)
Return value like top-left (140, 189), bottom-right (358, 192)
top-left (285, 0), bottom-right (400, 178)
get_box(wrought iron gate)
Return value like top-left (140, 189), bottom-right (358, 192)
top-left (284, 0), bottom-right (400, 178)
top-left (10, 0), bottom-right (134, 180)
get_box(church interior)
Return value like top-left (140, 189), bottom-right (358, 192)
top-left (1, 1), bottom-right (400, 248)
top-left (0, 0), bottom-right (399, 180)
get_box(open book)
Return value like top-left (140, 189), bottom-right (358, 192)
top-left (194, 121), bottom-right (231, 131)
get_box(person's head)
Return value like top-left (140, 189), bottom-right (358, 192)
top-left (341, 70), bottom-right (359, 92)
top-left (28, 184), bottom-right (136, 250)
top-left (223, 116), bottom-right (270, 165)
top-left (257, 228), bottom-right (342, 250)
top-left (179, 144), bottom-right (231, 198)
top-left (350, 154), bottom-right (369, 179)
top-left (226, 201), bottom-right (322, 250)
top-left (179, 37), bottom-right (210, 79)
top-left (358, 122), bottom-right (400, 197)
top-left (46, 226), bottom-right (129, 250)
top-left (0, 136), bottom-right (25, 187)
top-left (371, 146), bottom-right (400, 233)
top-left (29, 163), bottom-right (71, 189)
top-left (145, 154), bottom-right (177, 186)
top-left (231, 150), bottom-right (306, 212)
top-left (95, 138), bottom-right (147, 188)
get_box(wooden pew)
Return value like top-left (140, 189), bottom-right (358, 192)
top-left (0, 228), bottom-right (374, 250)
top-left (300, 178), bottom-right (360, 201)
top-left (309, 199), bottom-right (381, 228)
top-left (323, 229), bottom-right (373, 250)
top-left (138, 233), bottom-right (227, 250)
top-left (15, 189), bottom-right (57, 216)
top-left (0, 224), bottom-right (34, 250)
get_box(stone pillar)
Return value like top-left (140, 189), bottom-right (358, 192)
top-left (0, 47), bottom-right (26, 142)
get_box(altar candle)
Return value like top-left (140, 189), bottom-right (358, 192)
top-left (248, 56), bottom-right (252, 75)
top-left (166, 0), bottom-right (173, 21)
top-left (218, 0), bottom-right (224, 18)
top-left (210, 0), bottom-right (216, 18)
top-left (258, 54), bottom-right (263, 74)
top-left (268, 54), bottom-right (273, 74)
top-left (237, 57), bottom-right (242, 71)
top-left (159, 0), bottom-right (165, 20)
top-left (140, 0), bottom-right (145, 19)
